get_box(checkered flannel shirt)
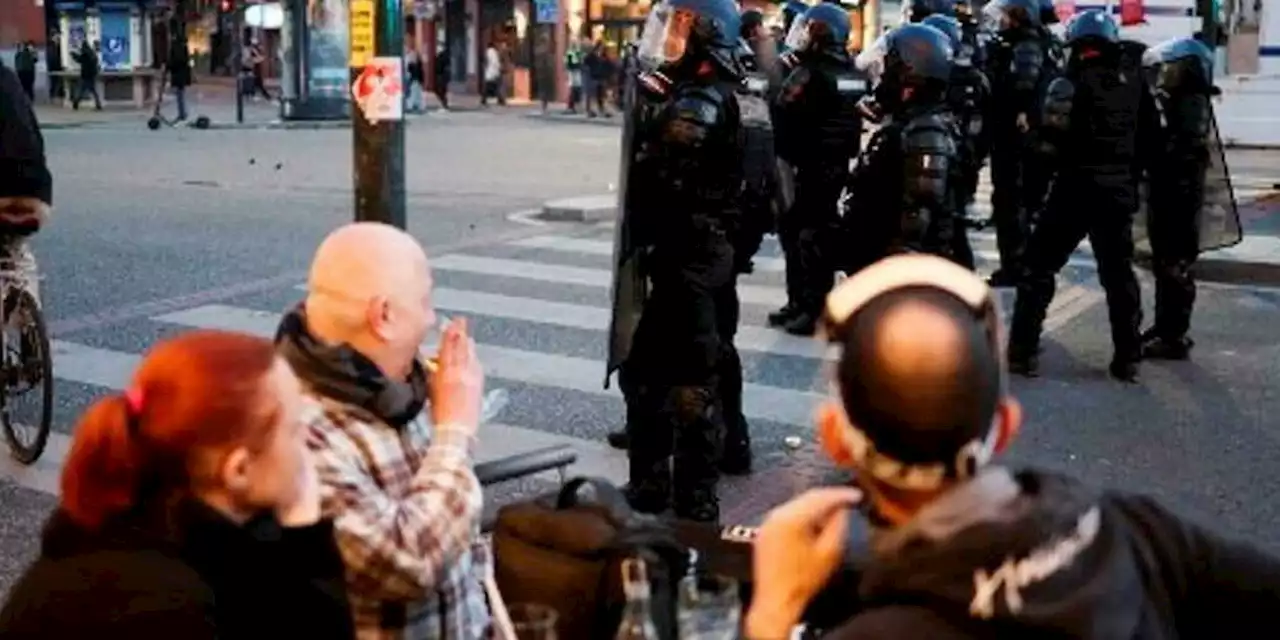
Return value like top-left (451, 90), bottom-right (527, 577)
top-left (303, 394), bottom-right (497, 639)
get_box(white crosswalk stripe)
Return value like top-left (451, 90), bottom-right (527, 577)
top-left (4, 225), bottom-right (1114, 495)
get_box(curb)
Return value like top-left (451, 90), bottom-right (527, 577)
top-left (205, 119), bottom-right (356, 131)
top-left (523, 113), bottom-right (623, 128)
top-left (540, 195), bottom-right (616, 222)
top-left (41, 120), bottom-right (124, 130)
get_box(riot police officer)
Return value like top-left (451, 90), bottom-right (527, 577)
top-left (715, 6), bottom-right (784, 476)
top-left (984, 0), bottom-right (1058, 286)
top-left (924, 13), bottom-right (987, 267)
top-left (953, 0), bottom-right (989, 70)
top-left (1037, 0), bottom-right (1068, 68)
top-left (769, 2), bottom-right (867, 335)
top-left (608, 0), bottom-right (744, 522)
top-left (903, 0), bottom-right (955, 23)
top-left (735, 9), bottom-right (781, 277)
top-left (845, 23), bottom-right (960, 265)
top-left (1007, 10), bottom-right (1161, 381)
top-left (1140, 38), bottom-right (1221, 360)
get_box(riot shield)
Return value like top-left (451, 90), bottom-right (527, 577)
top-left (605, 76), bottom-right (650, 389)
top-left (1196, 111), bottom-right (1244, 252)
top-left (1134, 108), bottom-right (1243, 255)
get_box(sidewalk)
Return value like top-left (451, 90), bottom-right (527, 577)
top-left (541, 191), bottom-right (1280, 287)
top-left (32, 79), bottom-right (522, 130)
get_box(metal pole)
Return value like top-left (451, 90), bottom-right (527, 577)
top-left (351, 0), bottom-right (407, 228)
top-left (233, 2), bottom-right (244, 124)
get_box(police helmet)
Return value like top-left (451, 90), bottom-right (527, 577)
top-left (920, 15), bottom-right (962, 54)
top-left (1064, 9), bottom-right (1119, 46)
top-left (1143, 37), bottom-right (1215, 92)
top-left (983, 0), bottom-right (1042, 29)
top-left (885, 23), bottom-right (955, 84)
top-left (904, 0), bottom-right (956, 23)
top-left (1143, 37), bottom-right (1214, 81)
top-left (1039, 0), bottom-right (1061, 25)
top-left (785, 3), bottom-right (852, 53)
top-left (636, 0), bottom-right (742, 73)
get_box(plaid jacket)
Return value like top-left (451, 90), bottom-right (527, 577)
top-left (303, 394), bottom-right (496, 639)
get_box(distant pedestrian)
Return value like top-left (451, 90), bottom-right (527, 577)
top-left (583, 41), bottom-right (611, 118)
top-left (71, 40), bottom-right (101, 111)
top-left (241, 38), bottom-right (273, 101)
top-left (14, 42), bottom-right (37, 101)
top-left (405, 45), bottom-right (426, 113)
top-left (481, 41), bottom-right (505, 106)
top-left (167, 35), bottom-right (192, 121)
top-left (47, 34), bottom-right (64, 101)
top-left (433, 45), bottom-right (450, 110)
top-left (564, 40), bottom-right (584, 113)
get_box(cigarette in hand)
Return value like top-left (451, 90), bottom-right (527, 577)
top-left (421, 356), bottom-right (439, 373)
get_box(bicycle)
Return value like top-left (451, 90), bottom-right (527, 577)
top-left (0, 258), bottom-right (52, 465)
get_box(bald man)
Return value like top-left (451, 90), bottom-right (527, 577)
top-left (275, 222), bottom-right (502, 639)
top-left (739, 254), bottom-right (1280, 639)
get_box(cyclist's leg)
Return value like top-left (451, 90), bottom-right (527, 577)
top-left (0, 237), bottom-right (39, 309)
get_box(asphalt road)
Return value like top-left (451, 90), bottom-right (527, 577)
top-left (0, 111), bottom-right (1278, 596)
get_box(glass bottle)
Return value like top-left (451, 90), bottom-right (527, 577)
top-left (615, 557), bottom-right (660, 640)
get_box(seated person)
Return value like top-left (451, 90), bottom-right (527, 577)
top-left (744, 254), bottom-right (1280, 639)
top-left (0, 331), bottom-right (353, 637)
top-left (278, 222), bottom-right (509, 638)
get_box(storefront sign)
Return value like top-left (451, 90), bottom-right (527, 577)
top-left (351, 56), bottom-right (403, 123)
top-left (350, 0), bottom-right (376, 68)
top-left (99, 11), bottom-right (131, 70)
top-left (304, 0), bottom-right (351, 100)
top-left (534, 0), bottom-right (558, 24)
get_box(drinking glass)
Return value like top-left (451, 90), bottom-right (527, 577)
top-left (507, 603), bottom-right (559, 640)
top-left (424, 315), bottom-right (509, 423)
top-left (677, 574), bottom-right (740, 640)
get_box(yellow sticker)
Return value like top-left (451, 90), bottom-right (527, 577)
top-left (350, 0), bottom-right (376, 68)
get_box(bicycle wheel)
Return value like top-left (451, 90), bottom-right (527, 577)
top-left (2, 289), bottom-right (53, 465)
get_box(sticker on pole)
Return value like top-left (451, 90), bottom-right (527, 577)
top-left (352, 58), bottom-right (404, 124)
top-left (350, 0), bottom-right (376, 68)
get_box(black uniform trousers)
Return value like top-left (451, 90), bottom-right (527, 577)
top-left (620, 230), bottom-right (734, 519)
top-left (1148, 162), bottom-right (1207, 341)
top-left (989, 132), bottom-right (1052, 276)
top-left (1010, 180), bottom-right (1143, 362)
top-left (790, 168), bottom-right (845, 316)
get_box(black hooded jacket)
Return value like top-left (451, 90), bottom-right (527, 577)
top-left (827, 468), bottom-right (1280, 639)
top-left (0, 60), bottom-right (52, 204)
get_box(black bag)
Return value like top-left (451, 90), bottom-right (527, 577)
top-left (492, 477), bottom-right (690, 640)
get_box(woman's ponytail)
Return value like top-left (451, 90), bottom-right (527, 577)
top-left (60, 395), bottom-right (142, 530)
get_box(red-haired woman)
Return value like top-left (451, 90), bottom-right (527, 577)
top-left (0, 330), bottom-right (354, 638)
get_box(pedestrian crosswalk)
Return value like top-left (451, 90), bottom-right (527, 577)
top-left (2, 222), bottom-right (1121, 496)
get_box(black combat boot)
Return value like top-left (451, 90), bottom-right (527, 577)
top-left (1007, 345), bottom-right (1040, 378)
top-left (767, 303), bottom-right (799, 327)
top-left (1108, 357), bottom-right (1139, 383)
top-left (782, 311), bottom-right (819, 336)
top-left (624, 459), bottom-right (671, 515)
top-left (1140, 328), bottom-right (1194, 360)
top-left (673, 487), bottom-right (720, 523)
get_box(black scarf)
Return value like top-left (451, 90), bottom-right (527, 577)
top-left (275, 304), bottom-right (427, 428)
